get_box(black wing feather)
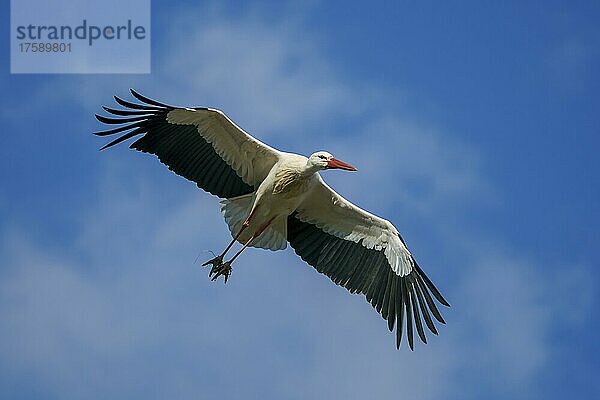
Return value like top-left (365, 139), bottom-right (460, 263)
top-left (403, 279), bottom-right (414, 350)
top-left (287, 215), bottom-right (449, 350)
top-left (113, 94), bottom-right (161, 111)
top-left (409, 279), bottom-right (427, 344)
top-left (93, 90), bottom-right (254, 199)
top-left (387, 276), bottom-right (397, 332)
top-left (102, 106), bottom-right (154, 116)
top-left (414, 280), bottom-right (438, 335)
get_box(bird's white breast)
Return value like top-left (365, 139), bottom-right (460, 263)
top-left (252, 156), bottom-right (314, 219)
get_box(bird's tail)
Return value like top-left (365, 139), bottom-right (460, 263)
top-left (220, 194), bottom-right (287, 251)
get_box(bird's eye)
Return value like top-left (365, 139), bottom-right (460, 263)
top-left (318, 155), bottom-right (326, 159)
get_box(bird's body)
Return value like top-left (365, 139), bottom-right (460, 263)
top-left (94, 90), bottom-right (450, 350)
top-left (220, 155), bottom-right (316, 251)
top-left (255, 154), bottom-right (313, 219)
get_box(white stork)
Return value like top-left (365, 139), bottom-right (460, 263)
top-left (94, 89), bottom-right (450, 350)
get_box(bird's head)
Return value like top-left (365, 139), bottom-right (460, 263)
top-left (307, 151), bottom-right (358, 172)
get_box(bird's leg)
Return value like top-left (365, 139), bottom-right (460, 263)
top-left (210, 217), bottom-right (275, 283)
top-left (202, 209), bottom-right (256, 272)
top-left (229, 216), bottom-right (276, 264)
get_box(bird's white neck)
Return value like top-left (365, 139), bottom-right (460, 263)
top-left (300, 161), bottom-right (323, 177)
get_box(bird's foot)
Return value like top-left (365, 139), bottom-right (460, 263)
top-left (202, 254), bottom-right (224, 270)
top-left (209, 261), bottom-right (232, 283)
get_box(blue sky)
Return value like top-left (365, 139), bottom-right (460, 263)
top-left (1, 1), bottom-right (598, 399)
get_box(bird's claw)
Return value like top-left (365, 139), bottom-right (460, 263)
top-left (209, 261), bottom-right (232, 283)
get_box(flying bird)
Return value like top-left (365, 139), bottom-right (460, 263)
top-left (94, 89), bottom-right (450, 350)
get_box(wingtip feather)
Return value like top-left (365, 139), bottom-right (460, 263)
top-left (129, 88), bottom-right (172, 108)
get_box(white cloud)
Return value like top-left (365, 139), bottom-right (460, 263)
top-left (157, 13), bottom-right (352, 135)
top-left (323, 114), bottom-right (491, 216)
top-left (3, 169), bottom-right (590, 399)
top-left (0, 164), bottom-right (459, 399)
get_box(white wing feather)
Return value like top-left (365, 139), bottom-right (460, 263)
top-left (294, 176), bottom-right (414, 276)
top-left (166, 108), bottom-right (282, 187)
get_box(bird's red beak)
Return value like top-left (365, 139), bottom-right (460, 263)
top-left (327, 158), bottom-right (357, 171)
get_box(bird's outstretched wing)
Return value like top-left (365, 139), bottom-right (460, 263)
top-left (94, 89), bottom-right (282, 198)
top-left (287, 177), bottom-right (449, 349)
